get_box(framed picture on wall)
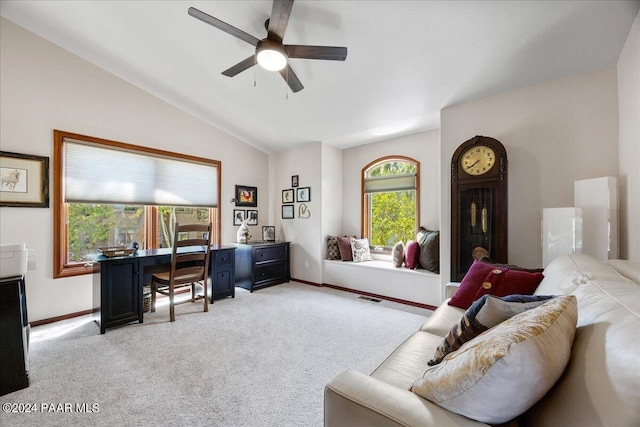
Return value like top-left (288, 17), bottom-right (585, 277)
top-left (246, 209), bottom-right (258, 225)
top-left (282, 189), bottom-right (294, 203)
top-left (296, 187), bottom-right (311, 203)
top-left (291, 175), bottom-right (299, 187)
top-left (0, 151), bottom-right (49, 208)
top-left (282, 204), bottom-right (294, 219)
top-left (235, 185), bottom-right (257, 207)
top-left (233, 209), bottom-right (245, 226)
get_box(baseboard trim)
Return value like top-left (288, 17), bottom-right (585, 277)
top-left (30, 309), bottom-right (95, 327)
top-left (290, 278), bottom-right (437, 311)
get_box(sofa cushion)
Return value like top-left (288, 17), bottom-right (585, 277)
top-left (449, 260), bottom-right (544, 309)
top-left (429, 294), bottom-right (554, 365)
top-left (392, 241), bottom-right (405, 267)
top-left (405, 240), bottom-right (420, 269)
top-left (326, 235), bottom-right (341, 260)
top-left (370, 331), bottom-right (444, 390)
top-left (337, 236), bottom-right (354, 261)
top-left (416, 228), bottom-right (440, 273)
top-left (350, 237), bottom-right (373, 263)
top-left (478, 256), bottom-right (543, 273)
top-left (411, 295), bottom-right (577, 425)
top-left (606, 259), bottom-right (640, 284)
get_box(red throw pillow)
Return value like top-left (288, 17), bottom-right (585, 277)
top-left (448, 261), bottom-right (544, 309)
top-left (405, 240), bottom-right (420, 269)
top-left (336, 236), bottom-right (354, 261)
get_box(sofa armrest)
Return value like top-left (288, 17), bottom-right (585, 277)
top-left (445, 282), bottom-right (461, 299)
top-left (324, 369), bottom-right (488, 427)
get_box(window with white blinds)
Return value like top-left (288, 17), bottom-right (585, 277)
top-left (364, 174), bottom-right (417, 194)
top-left (63, 138), bottom-right (218, 207)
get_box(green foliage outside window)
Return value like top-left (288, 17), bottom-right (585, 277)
top-left (367, 160), bottom-right (417, 248)
top-left (67, 204), bottom-right (144, 262)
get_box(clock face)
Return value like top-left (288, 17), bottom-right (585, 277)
top-left (461, 145), bottom-right (496, 176)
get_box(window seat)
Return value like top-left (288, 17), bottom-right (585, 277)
top-left (322, 259), bottom-right (440, 307)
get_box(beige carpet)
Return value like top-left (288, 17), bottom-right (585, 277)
top-left (1, 282), bottom-right (432, 427)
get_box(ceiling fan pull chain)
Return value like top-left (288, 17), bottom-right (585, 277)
top-left (253, 67), bottom-right (257, 87)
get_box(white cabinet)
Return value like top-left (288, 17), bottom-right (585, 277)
top-left (574, 176), bottom-right (618, 261)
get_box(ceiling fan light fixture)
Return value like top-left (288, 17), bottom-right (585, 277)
top-left (256, 40), bottom-right (288, 71)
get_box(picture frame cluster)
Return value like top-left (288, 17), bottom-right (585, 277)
top-left (282, 175), bottom-right (311, 219)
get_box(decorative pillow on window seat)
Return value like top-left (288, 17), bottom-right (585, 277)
top-left (416, 227), bottom-right (440, 273)
top-left (411, 295), bottom-right (577, 425)
top-left (429, 294), bottom-right (555, 366)
top-left (350, 237), bottom-right (373, 263)
top-left (392, 241), bottom-right (405, 267)
top-left (448, 260), bottom-right (544, 309)
top-left (336, 236), bottom-right (354, 261)
top-left (404, 240), bottom-right (420, 269)
top-left (326, 235), bottom-right (341, 260)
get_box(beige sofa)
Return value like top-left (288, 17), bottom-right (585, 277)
top-left (324, 254), bottom-right (640, 426)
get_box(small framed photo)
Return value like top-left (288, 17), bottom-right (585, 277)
top-left (262, 226), bottom-right (275, 241)
top-left (296, 187), bottom-right (311, 203)
top-left (282, 189), bottom-right (294, 203)
top-left (291, 175), bottom-right (299, 187)
top-left (1, 151), bottom-right (50, 208)
top-left (233, 209), bottom-right (245, 226)
top-left (282, 204), bottom-right (294, 219)
top-left (246, 209), bottom-right (258, 226)
top-left (235, 185), bottom-right (257, 207)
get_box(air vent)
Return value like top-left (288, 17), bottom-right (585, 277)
top-left (358, 296), bottom-right (381, 303)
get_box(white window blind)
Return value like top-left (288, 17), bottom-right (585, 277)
top-left (364, 174), bottom-right (416, 193)
top-left (63, 138), bottom-right (218, 207)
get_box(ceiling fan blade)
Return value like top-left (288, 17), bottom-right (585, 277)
top-left (188, 7), bottom-right (260, 47)
top-left (279, 65), bottom-right (304, 93)
top-left (285, 45), bottom-right (348, 61)
top-left (267, 0), bottom-right (294, 42)
top-left (221, 55), bottom-right (257, 77)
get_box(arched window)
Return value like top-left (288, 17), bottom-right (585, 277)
top-left (362, 156), bottom-right (420, 251)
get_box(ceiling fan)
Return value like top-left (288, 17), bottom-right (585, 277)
top-left (188, 0), bottom-right (347, 93)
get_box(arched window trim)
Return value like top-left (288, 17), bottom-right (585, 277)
top-left (361, 155), bottom-right (420, 251)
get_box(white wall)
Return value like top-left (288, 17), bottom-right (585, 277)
top-left (440, 67), bottom-right (620, 289)
top-left (341, 130), bottom-right (441, 237)
top-left (321, 143), bottom-right (343, 260)
top-left (271, 142), bottom-right (323, 283)
top-left (617, 10), bottom-right (640, 262)
top-left (0, 18), bottom-right (269, 322)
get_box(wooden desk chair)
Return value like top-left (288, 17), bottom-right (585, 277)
top-left (150, 222), bottom-right (212, 322)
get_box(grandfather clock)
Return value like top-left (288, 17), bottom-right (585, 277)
top-left (451, 136), bottom-right (508, 281)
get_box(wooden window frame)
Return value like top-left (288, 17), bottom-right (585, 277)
top-left (361, 155), bottom-right (420, 252)
top-left (53, 130), bottom-right (221, 278)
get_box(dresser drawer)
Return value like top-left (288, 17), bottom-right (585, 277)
top-left (214, 250), bottom-right (232, 268)
top-left (255, 262), bottom-right (287, 284)
top-left (254, 245), bottom-right (287, 263)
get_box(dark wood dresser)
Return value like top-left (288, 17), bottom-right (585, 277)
top-left (233, 241), bottom-right (290, 292)
top-left (0, 276), bottom-right (29, 395)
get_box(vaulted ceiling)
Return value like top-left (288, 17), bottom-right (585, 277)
top-left (2, 1), bottom-right (638, 153)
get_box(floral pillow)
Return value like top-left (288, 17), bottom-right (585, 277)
top-left (351, 238), bottom-right (373, 263)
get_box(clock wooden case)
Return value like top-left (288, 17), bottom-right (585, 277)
top-left (451, 135), bottom-right (508, 281)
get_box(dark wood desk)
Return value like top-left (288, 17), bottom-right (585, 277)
top-left (90, 245), bottom-right (235, 334)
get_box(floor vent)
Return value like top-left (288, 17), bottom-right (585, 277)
top-left (358, 296), bottom-right (382, 303)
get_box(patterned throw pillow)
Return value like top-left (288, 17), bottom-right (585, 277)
top-left (412, 295), bottom-right (577, 425)
top-left (429, 294), bottom-right (554, 366)
top-left (448, 260), bottom-right (544, 309)
top-left (326, 235), bottom-right (341, 260)
top-left (351, 238), bottom-right (373, 263)
top-left (392, 241), bottom-right (405, 267)
top-left (336, 236), bottom-right (354, 261)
